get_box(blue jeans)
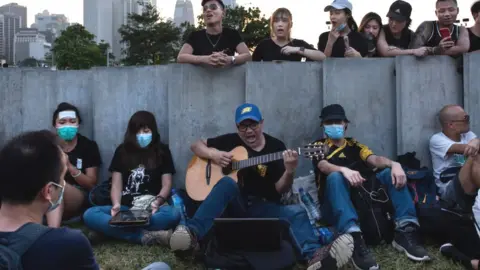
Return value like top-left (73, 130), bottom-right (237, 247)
top-left (187, 177), bottom-right (322, 260)
top-left (321, 168), bottom-right (418, 234)
top-left (83, 205), bottom-right (180, 244)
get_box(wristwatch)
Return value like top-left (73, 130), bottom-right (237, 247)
top-left (231, 56), bottom-right (236, 65)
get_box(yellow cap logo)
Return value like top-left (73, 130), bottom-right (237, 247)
top-left (241, 107), bottom-right (252, 114)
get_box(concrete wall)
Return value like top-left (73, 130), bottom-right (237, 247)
top-left (1, 55), bottom-right (478, 188)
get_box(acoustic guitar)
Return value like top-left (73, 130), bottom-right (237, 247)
top-left (185, 143), bottom-right (328, 201)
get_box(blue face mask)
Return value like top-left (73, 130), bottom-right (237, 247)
top-left (57, 126), bottom-right (78, 141)
top-left (47, 181), bottom-right (65, 212)
top-left (137, 133), bottom-right (152, 148)
top-left (324, 124), bottom-right (345, 140)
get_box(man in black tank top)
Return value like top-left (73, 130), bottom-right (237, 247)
top-left (469, 1), bottom-right (480, 52)
top-left (410, 0), bottom-right (469, 56)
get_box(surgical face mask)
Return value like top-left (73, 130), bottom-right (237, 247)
top-left (324, 124), bottom-right (345, 139)
top-left (57, 125), bottom-right (78, 141)
top-left (137, 133), bottom-right (152, 148)
top-left (47, 181), bottom-right (65, 212)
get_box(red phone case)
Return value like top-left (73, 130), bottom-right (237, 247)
top-left (439, 28), bottom-right (451, 39)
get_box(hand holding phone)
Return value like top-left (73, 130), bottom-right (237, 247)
top-left (343, 36), bottom-right (350, 49)
top-left (439, 27), bottom-right (451, 40)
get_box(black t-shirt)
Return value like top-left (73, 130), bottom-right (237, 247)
top-left (186, 28), bottom-right (243, 56)
top-left (468, 28), bottom-right (480, 52)
top-left (317, 31), bottom-right (368, 57)
top-left (0, 224), bottom-right (99, 270)
top-left (424, 21), bottom-right (460, 47)
top-left (383, 25), bottom-right (414, 49)
top-left (252, 38), bottom-right (316, 62)
top-left (311, 138), bottom-right (374, 202)
top-left (109, 144), bottom-right (176, 206)
top-left (66, 134), bottom-right (102, 187)
top-left (207, 133), bottom-right (287, 202)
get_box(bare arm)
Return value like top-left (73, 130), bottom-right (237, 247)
top-left (410, 21), bottom-right (434, 50)
top-left (190, 139), bottom-right (215, 159)
top-left (323, 39), bottom-right (335, 57)
top-left (234, 42), bottom-right (252, 65)
top-left (111, 172), bottom-right (123, 206)
top-left (177, 43), bottom-right (207, 64)
top-left (69, 166), bottom-right (98, 190)
top-left (377, 29), bottom-right (418, 57)
top-left (300, 49), bottom-right (326, 61)
top-left (447, 138), bottom-right (480, 154)
top-left (155, 174), bottom-right (172, 205)
top-left (275, 170), bottom-right (295, 194)
top-left (444, 26), bottom-right (470, 55)
top-left (317, 159), bottom-right (346, 175)
top-left (366, 155), bottom-right (394, 169)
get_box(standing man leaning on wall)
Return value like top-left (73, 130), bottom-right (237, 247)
top-left (176, 0), bottom-right (251, 67)
top-left (469, 1), bottom-right (480, 52)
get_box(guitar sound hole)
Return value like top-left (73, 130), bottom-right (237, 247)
top-left (222, 163), bottom-right (233, 175)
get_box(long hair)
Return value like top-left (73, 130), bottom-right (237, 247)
top-left (358, 12), bottom-right (383, 34)
top-left (344, 9), bottom-right (358, 31)
top-left (270, 8), bottom-right (293, 41)
top-left (120, 111), bottom-right (164, 169)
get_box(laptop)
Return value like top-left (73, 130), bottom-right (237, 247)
top-left (212, 218), bottom-right (288, 252)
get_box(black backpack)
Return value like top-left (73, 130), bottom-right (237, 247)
top-left (89, 179), bottom-right (112, 206)
top-left (0, 223), bottom-right (52, 270)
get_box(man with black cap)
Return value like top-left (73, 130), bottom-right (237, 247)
top-left (169, 103), bottom-right (355, 270)
top-left (311, 104), bottom-right (431, 270)
top-left (410, 0), bottom-right (469, 56)
top-left (376, 1), bottom-right (428, 57)
top-left (177, 0), bottom-right (251, 67)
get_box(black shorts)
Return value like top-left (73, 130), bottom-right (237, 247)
top-left (442, 173), bottom-right (476, 212)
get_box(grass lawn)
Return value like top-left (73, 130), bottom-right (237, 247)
top-left (92, 238), bottom-right (465, 270)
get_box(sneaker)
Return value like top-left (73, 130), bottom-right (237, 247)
top-left (169, 225), bottom-right (198, 251)
top-left (141, 230), bottom-right (172, 246)
top-left (440, 243), bottom-right (473, 269)
top-left (307, 234), bottom-right (354, 270)
top-left (392, 225), bottom-right (431, 262)
top-left (351, 232), bottom-right (379, 270)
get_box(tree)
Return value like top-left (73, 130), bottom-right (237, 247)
top-left (98, 40), bottom-right (115, 66)
top-left (197, 5), bottom-right (270, 51)
top-left (51, 24), bottom-right (105, 70)
top-left (119, 1), bottom-right (181, 65)
top-left (44, 52), bottom-right (53, 67)
top-left (19, 57), bottom-right (40, 67)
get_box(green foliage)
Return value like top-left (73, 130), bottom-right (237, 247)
top-left (19, 57), bottom-right (40, 67)
top-left (197, 6), bottom-right (270, 50)
top-left (51, 24), bottom-right (106, 70)
top-left (119, 2), bottom-right (181, 65)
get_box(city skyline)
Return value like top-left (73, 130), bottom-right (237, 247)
top-left (0, 0), bottom-right (479, 45)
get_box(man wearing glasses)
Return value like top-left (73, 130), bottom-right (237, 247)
top-left (169, 103), bottom-right (355, 270)
top-left (176, 0), bottom-right (251, 67)
top-left (429, 105), bottom-right (479, 198)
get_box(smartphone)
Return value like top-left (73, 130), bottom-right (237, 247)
top-left (343, 36), bottom-right (350, 49)
top-left (336, 23), bottom-right (346, 32)
top-left (439, 28), bottom-right (451, 40)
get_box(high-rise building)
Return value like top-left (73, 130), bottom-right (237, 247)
top-left (0, 15), bottom-right (5, 59)
top-left (222, 0), bottom-right (236, 8)
top-left (32, 10), bottom-right (70, 37)
top-left (14, 28), bottom-right (51, 63)
top-left (174, 0), bottom-right (195, 26)
top-left (0, 3), bottom-right (27, 28)
top-left (0, 13), bottom-right (20, 64)
top-left (84, 0), bottom-right (113, 45)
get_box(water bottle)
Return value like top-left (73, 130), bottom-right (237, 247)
top-left (317, 227), bottom-right (334, 245)
top-left (171, 189), bottom-right (187, 224)
top-left (298, 188), bottom-right (321, 221)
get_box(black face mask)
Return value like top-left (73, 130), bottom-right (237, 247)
top-left (362, 32), bottom-right (377, 54)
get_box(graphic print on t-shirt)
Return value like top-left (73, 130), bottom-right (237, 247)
top-left (123, 165), bottom-right (150, 196)
top-left (257, 164), bottom-right (267, 177)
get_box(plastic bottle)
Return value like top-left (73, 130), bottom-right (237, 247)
top-left (317, 227), bottom-right (334, 245)
top-left (298, 188), bottom-right (321, 221)
top-left (171, 189), bottom-right (187, 224)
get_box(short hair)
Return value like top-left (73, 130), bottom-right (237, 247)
top-left (438, 104), bottom-right (459, 125)
top-left (0, 130), bottom-right (63, 204)
top-left (472, 1), bottom-right (480, 16)
top-left (51, 102), bottom-right (82, 126)
top-left (436, 0), bottom-right (458, 6)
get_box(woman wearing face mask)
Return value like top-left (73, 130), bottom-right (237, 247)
top-left (252, 8), bottom-right (325, 62)
top-left (358, 12), bottom-right (383, 57)
top-left (46, 102), bottom-right (102, 228)
top-left (318, 0), bottom-right (368, 58)
top-left (83, 111), bottom-right (180, 246)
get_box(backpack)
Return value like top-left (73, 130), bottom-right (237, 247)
top-left (397, 152), bottom-right (437, 205)
top-left (0, 223), bottom-right (52, 270)
top-left (89, 179), bottom-right (112, 206)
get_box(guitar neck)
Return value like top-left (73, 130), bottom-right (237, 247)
top-left (232, 147), bottom-right (299, 170)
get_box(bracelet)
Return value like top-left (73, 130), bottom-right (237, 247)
top-left (72, 170), bottom-right (81, 178)
top-left (156, 195), bottom-right (166, 204)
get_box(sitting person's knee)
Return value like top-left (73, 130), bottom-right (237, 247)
top-left (217, 177), bottom-right (240, 191)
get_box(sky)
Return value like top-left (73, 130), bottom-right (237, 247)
top-left (0, 0), bottom-right (478, 45)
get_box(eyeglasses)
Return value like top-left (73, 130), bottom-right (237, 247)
top-left (451, 114), bottom-right (470, 123)
top-left (237, 122), bottom-right (259, 132)
top-left (203, 3), bottom-right (219, 12)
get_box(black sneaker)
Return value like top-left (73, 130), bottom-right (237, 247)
top-left (392, 225), bottom-right (431, 262)
top-left (351, 232), bottom-right (379, 270)
top-left (440, 243), bottom-right (473, 269)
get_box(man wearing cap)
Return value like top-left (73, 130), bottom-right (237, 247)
top-left (410, 0), bottom-right (469, 56)
top-left (376, 1), bottom-right (428, 57)
top-left (311, 104), bottom-right (431, 270)
top-left (177, 0), bottom-right (251, 67)
top-left (169, 103), bottom-right (355, 270)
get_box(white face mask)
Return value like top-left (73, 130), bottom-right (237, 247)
top-left (47, 180), bottom-right (65, 212)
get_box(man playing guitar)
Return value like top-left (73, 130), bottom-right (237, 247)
top-left (170, 103), bottom-right (354, 270)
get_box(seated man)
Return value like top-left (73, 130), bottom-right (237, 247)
top-left (312, 104), bottom-right (430, 270)
top-left (0, 130), bottom-right (99, 270)
top-left (169, 103), bottom-right (354, 270)
top-left (429, 105), bottom-right (478, 197)
top-left (177, 0), bottom-right (251, 67)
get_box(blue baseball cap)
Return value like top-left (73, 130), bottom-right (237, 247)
top-left (235, 103), bottom-right (262, 124)
top-left (324, 0), bottom-right (353, 12)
